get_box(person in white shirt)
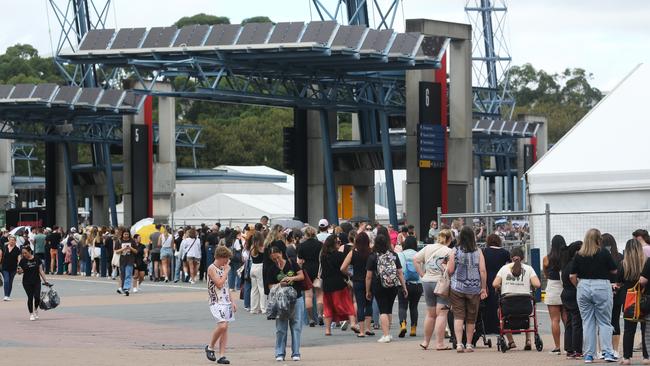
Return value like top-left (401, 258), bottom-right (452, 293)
top-left (180, 228), bottom-right (202, 284)
top-left (493, 247), bottom-right (541, 350)
top-left (316, 219), bottom-right (330, 242)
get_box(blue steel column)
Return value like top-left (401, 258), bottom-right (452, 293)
top-left (379, 111), bottom-right (398, 228)
top-left (63, 143), bottom-right (78, 229)
top-left (103, 143), bottom-right (118, 226)
top-left (319, 110), bottom-right (338, 226)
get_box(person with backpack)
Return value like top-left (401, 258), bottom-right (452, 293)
top-left (447, 226), bottom-right (488, 353)
top-left (397, 236), bottom-right (423, 338)
top-left (365, 234), bottom-right (408, 343)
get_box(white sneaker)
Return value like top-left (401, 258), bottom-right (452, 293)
top-left (3, 296), bottom-right (8, 301)
top-left (275, 356), bottom-right (284, 361)
top-left (34, 310), bottom-right (39, 319)
top-left (133, 288), bottom-right (139, 293)
top-left (29, 314), bottom-right (35, 321)
top-left (292, 356), bottom-right (301, 361)
top-left (377, 335), bottom-right (391, 343)
top-left (388, 335), bottom-right (394, 341)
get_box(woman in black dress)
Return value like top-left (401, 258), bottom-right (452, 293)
top-left (482, 234), bottom-right (511, 335)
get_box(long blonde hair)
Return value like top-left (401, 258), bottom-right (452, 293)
top-left (622, 238), bottom-right (646, 281)
top-left (578, 228), bottom-right (601, 257)
top-left (437, 229), bottom-right (452, 245)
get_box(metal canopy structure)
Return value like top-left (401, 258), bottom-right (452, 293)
top-left (58, 21), bottom-right (448, 113)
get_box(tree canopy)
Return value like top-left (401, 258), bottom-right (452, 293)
top-left (241, 16), bottom-right (273, 24)
top-left (174, 13), bottom-right (230, 27)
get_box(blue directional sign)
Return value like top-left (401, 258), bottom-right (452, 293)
top-left (418, 124), bottom-right (446, 168)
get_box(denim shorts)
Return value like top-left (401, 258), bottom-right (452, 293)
top-left (161, 247), bottom-right (173, 259)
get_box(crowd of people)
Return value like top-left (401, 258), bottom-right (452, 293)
top-left (2, 218), bottom-right (650, 364)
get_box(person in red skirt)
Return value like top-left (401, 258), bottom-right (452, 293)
top-left (319, 234), bottom-right (359, 336)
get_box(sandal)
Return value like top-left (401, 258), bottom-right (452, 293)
top-left (357, 334), bottom-right (366, 338)
top-left (524, 341), bottom-right (532, 351)
top-left (205, 346), bottom-right (216, 362)
top-left (419, 344), bottom-right (429, 350)
top-left (436, 346), bottom-right (452, 351)
top-left (466, 345), bottom-right (474, 353)
top-left (456, 344), bottom-right (465, 353)
top-left (365, 331), bottom-right (375, 336)
top-left (508, 341), bottom-right (517, 349)
top-left (351, 325), bottom-right (361, 334)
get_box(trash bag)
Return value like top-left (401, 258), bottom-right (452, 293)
top-left (39, 284), bottom-right (60, 310)
top-left (266, 284), bottom-right (297, 320)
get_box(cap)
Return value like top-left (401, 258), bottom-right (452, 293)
top-left (318, 219), bottom-right (329, 228)
top-left (70, 227), bottom-right (77, 233)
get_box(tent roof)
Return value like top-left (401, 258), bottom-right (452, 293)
top-left (217, 165), bottom-right (294, 193)
top-left (173, 193), bottom-right (294, 221)
top-left (527, 63), bottom-right (650, 194)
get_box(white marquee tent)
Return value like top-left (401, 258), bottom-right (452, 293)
top-left (527, 63), bottom-right (650, 251)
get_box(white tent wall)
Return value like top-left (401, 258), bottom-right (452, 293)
top-left (527, 63), bottom-right (650, 258)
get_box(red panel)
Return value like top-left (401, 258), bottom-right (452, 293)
top-left (144, 95), bottom-right (153, 217)
top-left (531, 136), bottom-right (538, 162)
top-left (435, 53), bottom-right (448, 214)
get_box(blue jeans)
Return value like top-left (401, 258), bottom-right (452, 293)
top-left (228, 261), bottom-right (241, 290)
top-left (275, 295), bottom-right (304, 359)
top-left (577, 279), bottom-right (614, 358)
top-left (2, 270), bottom-right (16, 297)
top-left (174, 255), bottom-right (182, 281)
top-left (122, 263), bottom-right (134, 291)
top-left (353, 280), bottom-right (373, 321)
top-left (244, 281), bottom-right (252, 309)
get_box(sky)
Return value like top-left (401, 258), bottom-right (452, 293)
top-left (2, 0), bottom-right (649, 90)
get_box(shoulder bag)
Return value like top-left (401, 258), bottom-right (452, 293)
top-left (182, 239), bottom-right (197, 262)
top-left (312, 250), bottom-right (323, 289)
top-left (433, 247), bottom-right (451, 297)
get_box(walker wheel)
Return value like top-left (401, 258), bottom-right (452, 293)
top-left (487, 338), bottom-right (492, 348)
top-left (534, 334), bottom-right (543, 352)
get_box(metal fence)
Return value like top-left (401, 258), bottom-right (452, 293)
top-left (439, 205), bottom-right (650, 258)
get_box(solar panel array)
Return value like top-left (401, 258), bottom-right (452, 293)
top-left (0, 84), bottom-right (141, 112)
top-left (473, 119), bottom-right (540, 137)
top-left (60, 21), bottom-right (445, 68)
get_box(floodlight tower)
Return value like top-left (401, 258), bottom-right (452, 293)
top-left (465, 0), bottom-right (515, 118)
top-left (311, 0), bottom-right (402, 29)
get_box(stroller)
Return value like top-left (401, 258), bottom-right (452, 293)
top-left (496, 293), bottom-right (543, 353)
top-left (450, 299), bottom-right (493, 349)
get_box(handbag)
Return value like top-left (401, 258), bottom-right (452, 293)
top-left (301, 268), bottom-right (314, 291)
top-left (111, 252), bottom-right (120, 267)
top-left (434, 268), bottom-right (451, 297)
top-left (625, 282), bottom-right (645, 322)
top-left (312, 250), bottom-right (323, 289)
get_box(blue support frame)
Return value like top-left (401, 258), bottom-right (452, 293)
top-left (62, 142), bottom-right (78, 228)
top-left (319, 110), bottom-right (339, 226)
top-left (103, 143), bottom-right (118, 227)
top-left (379, 111), bottom-right (398, 228)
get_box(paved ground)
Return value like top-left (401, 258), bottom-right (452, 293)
top-left (0, 275), bottom-right (638, 365)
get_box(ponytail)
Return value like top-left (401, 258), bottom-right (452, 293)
top-left (510, 246), bottom-right (525, 277)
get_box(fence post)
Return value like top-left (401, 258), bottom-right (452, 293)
top-left (437, 206), bottom-right (442, 228)
top-left (530, 247), bottom-right (542, 302)
top-left (545, 203), bottom-right (551, 252)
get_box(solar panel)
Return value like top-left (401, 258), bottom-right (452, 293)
top-left (360, 29), bottom-right (393, 53)
top-left (75, 88), bottom-right (102, 106)
top-left (173, 25), bottom-right (210, 47)
top-left (388, 33), bottom-right (420, 56)
top-left (332, 25), bottom-right (366, 49)
top-left (236, 23), bottom-right (273, 45)
top-left (473, 119), bottom-right (492, 131)
top-left (0, 85), bottom-right (14, 99)
top-left (419, 36), bottom-right (446, 58)
top-left (204, 24), bottom-right (242, 46)
top-left (300, 21), bottom-right (338, 44)
top-left (52, 86), bottom-right (81, 104)
top-left (110, 28), bottom-right (147, 49)
top-left (97, 89), bottom-right (125, 108)
top-left (141, 26), bottom-right (178, 48)
top-left (30, 84), bottom-right (59, 101)
top-left (9, 84), bottom-right (36, 99)
top-left (120, 92), bottom-right (143, 109)
top-left (78, 29), bottom-right (115, 51)
top-left (268, 22), bottom-right (304, 43)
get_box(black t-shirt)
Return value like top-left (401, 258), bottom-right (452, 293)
top-left (286, 244), bottom-right (297, 263)
top-left (251, 252), bottom-right (264, 264)
top-left (135, 244), bottom-right (147, 268)
top-left (321, 251), bottom-right (348, 293)
top-left (351, 250), bottom-right (370, 282)
top-left (570, 248), bottom-right (617, 280)
top-left (2, 245), bottom-right (20, 272)
top-left (267, 259), bottom-right (303, 298)
top-left (297, 238), bottom-right (322, 280)
top-left (366, 251), bottom-right (402, 289)
top-left (639, 259), bottom-right (650, 282)
top-left (206, 232), bottom-right (219, 247)
top-left (19, 257), bottom-right (40, 284)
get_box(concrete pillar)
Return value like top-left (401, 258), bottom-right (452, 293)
top-left (54, 145), bottom-right (70, 229)
top-left (306, 110), bottom-right (338, 225)
top-left (0, 139), bottom-right (12, 210)
top-left (152, 84), bottom-right (176, 224)
top-left (353, 185), bottom-right (375, 221)
top-left (351, 113), bottom-right (361, 141)
top-left (92, 195), bottom-right (107, 225)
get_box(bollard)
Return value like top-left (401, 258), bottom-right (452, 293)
top-left (71, 246), bottom-right (78, 275)
top-left (100, 246), bottom-right (107, 277)
top-left (85, 248), bottom-right (92, 276)
top-left (530, 247), bottom-right (542, 302)
top-left (57, 247), bottom-right (64, 275)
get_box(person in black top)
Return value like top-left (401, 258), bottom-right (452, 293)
top-left (617, 239), bottom-right (648, 364)
top-left (297, 227), bottom-right (323, 327)
top-left (543, 235), bottom-right (566, 354)
top-left (18, 245), bottom-right (49, 320)
top-left (2, 235), bottom-right (21, 301)
top-left (341, 231), bottom-right (374, 336)
top-left (602, 233), bottom-right (624, 354)
top-left (249, 232), bottom-right (266, 314)
top-left (132, 234), bottom-right (148, 293)
top-left (267, 245), bottom-right (304, 361)
top-left (46, 227), bottom-right (61, 274)
top-left (569, 228), bottom-right (618, 363)
top-left (320, 234), bottom-right (358, 336)
top-left (561, 241), bottom-right (583, 359)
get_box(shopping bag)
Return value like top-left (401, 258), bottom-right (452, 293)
top-left (623, 282), bottom-right (644, 322)
top-left (39, 284), bottom-right (60, 311)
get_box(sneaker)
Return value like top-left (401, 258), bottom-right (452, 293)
top-left (124, 291), bottom-right (129, 296)
top-left (318, 317), bottom-right (324, 326)
top-left (388, 335), bottom-right (394, 341)
top-left (29, 314), bottom-right (36, 321)
top-left (3, 296), bottom-right (9, 301)
top-left (603, 352), bottom-right (618, 362)
top-left (292, 356), bottom-right (301, 361)
top-left (309, 321), bottom-right (316, 327)
top-left (216, 356), bottom-right (230, 364)
top-left (34, 310), bottom-right (39, 319)
top-left (116, 288), bottom-right (122, 294)
top-left (275, 356), bottom-right (284, 361)
top-left (584, 355), bottom-right (594, 363)
top-left (377, 335), bottom-right (391, 343)
top-left (341, 321), bottom-right (349, 331)
top-left (549, 348), bottom-right (561, 355)
top-left (133, 288), bottom-right (139, 293)
top-left (164, 278), bottom-right (169, 283)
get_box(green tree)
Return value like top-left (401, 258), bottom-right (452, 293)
top-left (241, 16), bottom-right (273, 24)
top-left (174, 13), bottom-right (230, 27)
top-left (507, 63), bottom-right (603, 143)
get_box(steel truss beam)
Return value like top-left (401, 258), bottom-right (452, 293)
top-left (0, 118), bottom-right (123, 144)
top-left (312, 0), bottom-right (401, 30)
